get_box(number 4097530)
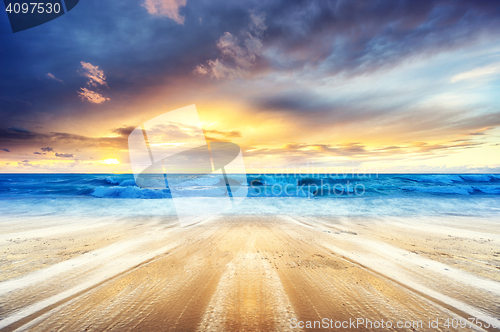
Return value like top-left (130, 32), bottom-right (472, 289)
top-left (444, 317), bottom-right (497, 329)
top-left (5, 2), bottom-right (61, 14)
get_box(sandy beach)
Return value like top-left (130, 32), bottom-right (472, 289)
top-left (1, 211), bottom-right (499, 331)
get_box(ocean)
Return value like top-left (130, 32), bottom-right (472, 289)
top-left (0, 173), bottom-right (499, 219)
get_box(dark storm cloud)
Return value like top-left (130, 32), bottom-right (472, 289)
top-left (111, 126), bottom-right (136, 138)
top-left (55, 153), bottom-right (75, 158)
top-left (1, 0), bottom-right (500, 138)
top-left (257, 93), bottom-right (334, 113)
top-left (254, 90), bottom-right (390, 124)
top-left (262, 0), bottom-right (500, 75)
top-left (7, 127), bottom-right (31, 134)
top-left (18, 160), bottom-right (33, 167)
top-left (254, 91), bottom-right (377, 125)
top-left (1, 148), bottom-right (10, 152)
top-left (0, 128), bottom-right (128, 150)
top-left (256, 89), bottom-right (500, 137)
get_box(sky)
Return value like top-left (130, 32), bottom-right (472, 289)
top-left (0, 0), bottom-right (499, 174)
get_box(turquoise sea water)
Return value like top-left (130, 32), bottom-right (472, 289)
top-left (0, 173), bottom-right (499, 220)
top-left (0, 173), bottom-right (499, 199)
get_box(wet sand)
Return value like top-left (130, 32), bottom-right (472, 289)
top-left (1, 215), bottom-right (499, 331)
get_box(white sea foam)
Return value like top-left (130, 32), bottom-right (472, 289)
top-left (168, 176), bottom-right (222, 187)
top-left (105, 176), bottom-right (119, 185)
top-left (169, 186), bottom-right (227, 197)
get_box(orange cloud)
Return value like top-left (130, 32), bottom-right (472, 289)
top-left (78, 88), bottom-right (110, 104)
top-left (78, 62), bottom-right (110, 103)
top-left (143, 0), bottom-right (187, 24)
top-left (80, 61), bottom-right (108, 88)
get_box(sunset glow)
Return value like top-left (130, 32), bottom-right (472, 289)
top-left (1, 1), bottom-right (499, 173)
top-left (100, 159), bottom-right (120, 165)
